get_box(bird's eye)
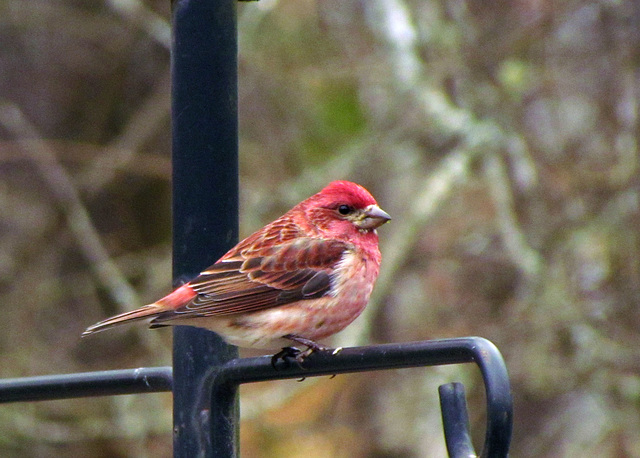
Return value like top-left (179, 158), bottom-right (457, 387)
top-left (337, 205), bottom-right (353, 215)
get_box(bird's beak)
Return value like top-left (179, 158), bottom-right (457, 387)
top-left (358, 204), bottom-right (391, 230)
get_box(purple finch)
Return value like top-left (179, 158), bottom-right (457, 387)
top-left (83, 181), bottom-right (390, 353)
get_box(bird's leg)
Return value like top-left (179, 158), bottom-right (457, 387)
top-left (282, 334), bottom-right (332, 362)
top-left (283, 334), bottom-right (328, 351)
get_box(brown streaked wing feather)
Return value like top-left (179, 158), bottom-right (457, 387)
top-left (219, 216), bottom-right (305, 261)
top-left (165, 237), bottom-right (350, 317)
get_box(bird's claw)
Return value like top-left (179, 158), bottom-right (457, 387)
top-left (271, 335), bottom-right (336, 370)
top-left (271, 346), bottom-right (304, 369)
top-left (270, 345), bottom-right (318, 370)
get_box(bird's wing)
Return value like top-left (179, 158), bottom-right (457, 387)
top-left (161, 236), bottom-right (350, 318)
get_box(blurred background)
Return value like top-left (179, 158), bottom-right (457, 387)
top-left (1, 0), bottom-right (639, 456)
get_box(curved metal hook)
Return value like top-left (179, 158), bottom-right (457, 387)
top-left (439, 382), bottom-right (475, 457)
top-left (438, 338), bottom-right (512, 458)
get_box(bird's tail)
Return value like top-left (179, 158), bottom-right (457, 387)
top-left (81, 303), bottom-right (164, 337)
top-left (81, 284), bottom-right (197, 337)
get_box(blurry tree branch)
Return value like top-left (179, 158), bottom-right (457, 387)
top-left (0, 141), bottom-right (171, 180)
top-left (0, 102), bottom-right (140, 310)
top-left (78, 70), bottom-right (171, 194)
top-left (483, 152), bottom-right (542, 278)
top-left (108, 0), bottom-right (171, 49)
top-left (0, 141), bottom-right (167, 173)
top-left (346, 1), bottom-right (542, 344)
top-left (0, 102), bottom-right (167, 359)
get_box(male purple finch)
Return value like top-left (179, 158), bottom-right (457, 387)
top-left (83, 181), bottom-right (390, 356)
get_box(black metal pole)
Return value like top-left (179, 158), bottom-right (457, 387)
top-left (171, 1), bottom-right (239, 457)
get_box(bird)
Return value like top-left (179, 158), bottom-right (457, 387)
top-left (82, 180), bottom-right (390, 360)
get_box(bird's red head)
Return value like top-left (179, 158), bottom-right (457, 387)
top-left (317, 181), bottom-right (378, 208)
top-left (299, 181), bottom-right (391, 240)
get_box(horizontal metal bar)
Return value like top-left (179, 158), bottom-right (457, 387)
top-left (0, 338), bottom-right (512, 456)
top-left (199, 337), bottom-right (512, 458)
top-left (210, 337), bottom-right (498, 384)
top-left (0, 367), bottom-right (173, 403)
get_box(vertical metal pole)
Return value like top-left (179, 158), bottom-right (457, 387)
top-left (171, 1), bottom-right (239, 457)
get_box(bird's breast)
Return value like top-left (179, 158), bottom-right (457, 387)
top-left (329, 246), bottom-right (380, 301)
